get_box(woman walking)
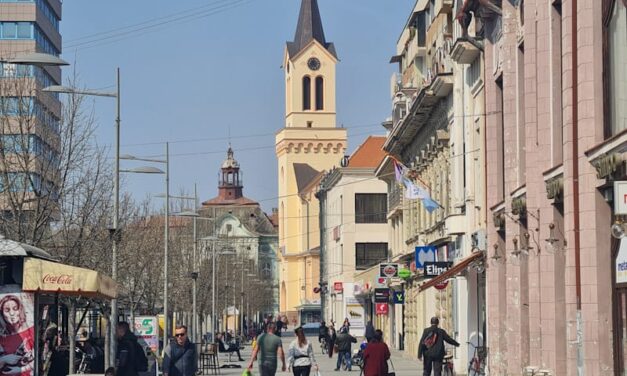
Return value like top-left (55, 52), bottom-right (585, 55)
top-left (287, 326), bottom-right (318, 376)
top-left (362, 330), bottom-right (391, 376)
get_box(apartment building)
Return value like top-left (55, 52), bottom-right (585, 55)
top-left (318, 136), bottom-right (388, 337)
top-left (0, 0), bottom-right (62, 215)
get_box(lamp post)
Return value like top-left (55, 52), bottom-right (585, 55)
top-left (120, 146), bottom-right (169, 349)
top-left (201, 235), bottom-right (235, 337)
top-left (44, 68), bottom-right (121, 367)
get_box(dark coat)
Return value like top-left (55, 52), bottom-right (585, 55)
top-left (162, 339), bottom-right (198, 376)
top-left (417, 326), bottom-right (460, 360)
top-left (364, 323), bottom-right (376, 341)
top-left (334, 332), bottom-right (357, 352)
top-left (116, 332), bottom-right (140, 376)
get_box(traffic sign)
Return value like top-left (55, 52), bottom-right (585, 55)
top-left (376, 303), bottom-right (389, 315)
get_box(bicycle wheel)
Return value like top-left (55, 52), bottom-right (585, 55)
top-left (442, 363), bottom-right (456, 376)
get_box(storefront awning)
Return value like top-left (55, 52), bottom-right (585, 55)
top-left (22, 257), bottom-right (117, 299)
top-left (419, 251), bottom-right (484, 292)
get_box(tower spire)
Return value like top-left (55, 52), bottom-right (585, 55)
top-left (287, 0), bottom-right (337, 58)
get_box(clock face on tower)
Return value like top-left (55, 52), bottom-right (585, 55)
top-left (307, 57), bottom-right (321, 71)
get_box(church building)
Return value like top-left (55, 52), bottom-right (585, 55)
top-left (276, 0), bottom-right (347, 325)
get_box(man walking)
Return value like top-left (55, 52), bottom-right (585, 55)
top-left (115, 322), bottom-right (141, 376)
top-left (333, 326), bottom-right (357, 371)
top-left (418, 317), bottom-right (460, 376)
top-left (248, 322), bottom-right (286, 376)
top-left (163, 325), bottom-right (197, 376)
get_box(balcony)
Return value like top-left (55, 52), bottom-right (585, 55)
top-left (451, 37), bottom-right (482, 64)
top-left (388, 183), bottom-right (402, 214)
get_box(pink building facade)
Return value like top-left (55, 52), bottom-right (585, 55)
top-left (479, 0), bottom-right (627, 374)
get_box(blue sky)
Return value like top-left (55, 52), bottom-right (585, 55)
top-left (61, 0), bottom-right (414, 211)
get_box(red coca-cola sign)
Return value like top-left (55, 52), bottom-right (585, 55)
top-left (43, 274), bottom-right (73, 285)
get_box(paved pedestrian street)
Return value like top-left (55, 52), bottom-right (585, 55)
top-left (206, 335), bottom-right (423, 376)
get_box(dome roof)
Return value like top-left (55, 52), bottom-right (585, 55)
top-left (222, 147), bottom-right (240, 169)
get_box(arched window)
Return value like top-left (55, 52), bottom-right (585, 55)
top-left (302, 76), bottom-right (311, 110)
top-left (315, 76), bottom-right (324, 110)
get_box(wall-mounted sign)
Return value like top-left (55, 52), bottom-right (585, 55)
top-left (398, 268), bottom-right (411, 279)
top-left (435, 281), bottom-right (449, 290)
top-left (615, 181), bottom-right (627, 215)
top-left (392, 291), bottom-right (405, 304)
top-left (134, 316), bottom-right (159, 353)
top-left (379, 263), bottom-right (399, 278)
top-left (617, 238), bottom-right (627, 284)
top-left (415, 246), bottom-right (437, 269)
top-left (374, 277), bottom-right (387, 288)
top-left (334, 282), bottom-right (344, 292)
top-left (424, 261), bottom-right (453, 278)
top-left (374, 288), bottom-right (390, 303)
top-left (375, 303), bottom-right (389, 315)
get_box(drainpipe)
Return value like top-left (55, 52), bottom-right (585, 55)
top-left (316, 185), bottom-right (327, 321)
top-left (570, 0), bottom-right (583, 374)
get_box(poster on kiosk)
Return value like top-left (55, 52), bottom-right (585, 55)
top-left (0, 285), bottom-right (35, 376)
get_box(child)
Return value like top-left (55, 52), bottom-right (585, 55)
top-left (104, 367), bottom-right (115, 376)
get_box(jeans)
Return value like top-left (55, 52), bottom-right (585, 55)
top-left (259, 361), bottom-right (278, 376)
top-left (336, 351), bottom-right (351, 371)
top-left (423, 356), bottom-right (442, 376)
top-left (292, 365), bottom-right (311, 376)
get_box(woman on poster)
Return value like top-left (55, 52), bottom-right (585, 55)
top-left (0, 294), bottom-right (35, 376)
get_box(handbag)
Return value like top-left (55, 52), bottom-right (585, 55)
top-left (387, 357), bottom-right (396, 376)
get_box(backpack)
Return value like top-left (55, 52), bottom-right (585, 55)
top-left (133, 341), bottom-right (149, 372)
top-left (422, 330), bottom-right (438, 349)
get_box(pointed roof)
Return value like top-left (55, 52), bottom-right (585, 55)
top-left (293, 163), bottom-right (321, 194)
top-left (287, 0), bottom-right (338, 59)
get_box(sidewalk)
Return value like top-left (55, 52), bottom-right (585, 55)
top-left (204, 335), bottom-right (423, 376)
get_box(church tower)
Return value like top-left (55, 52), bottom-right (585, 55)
top-left (276, 0), bottom-right (347, 322)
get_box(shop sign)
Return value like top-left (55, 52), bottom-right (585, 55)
top-left (379, 263), bottom-right (399, 278)
top-left (424, 261), bottom-right (453, 278)
top-left (346, 303), bottom-right (365, 328)
top-left (616, 238), bottom-right (627, 284)
top-left (398, 268), bottom-right (411, 279)
top-left (334, 282), bottom-right (344, 292)
top-left (376, 303), bottom-right (389, 315)
top-left (374, 288), bottom-right (390, 303)
top-left (392, 291), bottom-right (405, 304)
top-left (415, 246), bottom-right (437, 269)
top-left (615, 181), bottom-right (627, 215)
top-left (435, 281), bottom-right (449, 290)
top-left (134, 316), bottom-right (159, 353)
top-left (42, 274), bottom-right (73, 285)
top-left (374, 277), bottom-right (387, 288)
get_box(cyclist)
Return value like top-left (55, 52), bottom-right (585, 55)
top-left (418, 317), bottom-right (460, 376)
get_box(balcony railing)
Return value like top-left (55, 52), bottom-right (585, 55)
top-left (388, 183), bottom-right (402, 213)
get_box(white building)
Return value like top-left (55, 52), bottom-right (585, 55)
top-left (318, 136), bottom-right (388, 337)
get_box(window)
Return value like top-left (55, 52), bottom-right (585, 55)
top-left (607, 0), bottom-right (627, 135)
top-left (355, 243), bottom-right (388, 270)
top-left (355, 193), bottom-right (387, 223)
top-left (315, 77), bottom-right (324, 110)
top-left (303, 76), bottom-right (311, 110)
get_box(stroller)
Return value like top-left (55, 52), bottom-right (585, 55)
top-left (351, 341), bottom-right (367, 369)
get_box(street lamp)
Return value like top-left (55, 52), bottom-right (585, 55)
top-left (201, 235), bottom-right (236, 337)
top-left (120, 146), bottom-right (170, 349)
top-left (169, 186), bottom-right (200, 344)
top-left (4, 52), bottom-right (69, 67)
top-left (44, 68), bottom-right (121, 368)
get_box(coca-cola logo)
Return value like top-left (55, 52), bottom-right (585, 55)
top-left (43, 274), bottom-right (73, 285)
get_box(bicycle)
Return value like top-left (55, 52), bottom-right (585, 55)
top-left (442, 352), bottom-right (456, 376)
top-left (467, 342), bottom-right (487, 376)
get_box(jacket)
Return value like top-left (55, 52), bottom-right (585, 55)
top-left (418, 326), bottom-right (460, 360)
top-left (334, 333), bottom-right (357, 353)
top-left (116, 332), bottom-right (140, 376)
top-left (362, 342), bottom-right (390, 376)
top-left (162, 339), bottom-right (198, 376)
top-left (364, 323), bottom-right (375, 341)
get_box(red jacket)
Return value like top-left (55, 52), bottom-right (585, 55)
top-left (362, 342), bottom-right (391, 376)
